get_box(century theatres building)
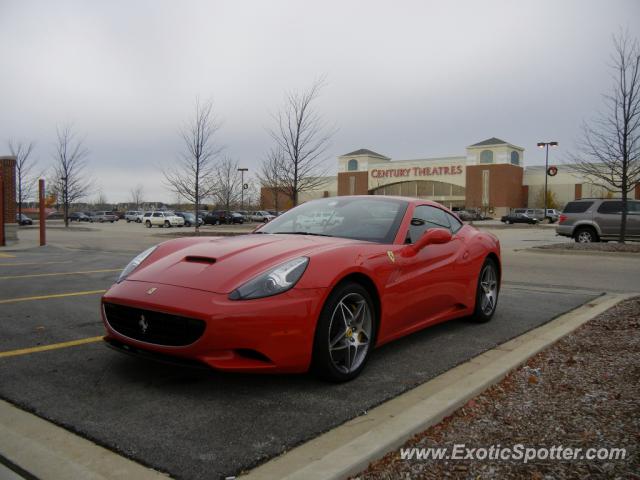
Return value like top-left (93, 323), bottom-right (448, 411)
top-left (262, 137), bottom-right (640, 215)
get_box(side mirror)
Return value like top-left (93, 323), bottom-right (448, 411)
top-left (403, 228), bottom-right (452, 256)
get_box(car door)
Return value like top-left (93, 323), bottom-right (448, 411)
top-left (594, 201), bottom-right (623, 237)
top-left (625, 201), bottom-right (640, 238)
top-left (385, 205), bottom-right (461, 334)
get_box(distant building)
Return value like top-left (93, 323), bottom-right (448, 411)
top-left (261, 138), bottom-right (640, 215)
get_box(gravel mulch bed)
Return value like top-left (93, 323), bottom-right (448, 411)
top-left (356, 297), bottom-right (640, 479)
top-left (535, 243), bottom-right (640, 253)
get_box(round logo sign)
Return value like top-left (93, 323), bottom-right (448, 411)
top-left (547, 166), bottom-right (558, 177)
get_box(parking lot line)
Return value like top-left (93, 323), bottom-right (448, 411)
top-left (0, 336), bottom-right (103, 359)
top-left (0, 253), bottom-right (16, 258)
top-left (0, 261), bottom-right (72, 267)
top-left (0, 290), bottom-right (106, 304)
top-left (0, 269), bottom-right (121, 280)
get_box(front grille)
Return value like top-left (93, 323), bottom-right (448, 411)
top-left (103, 302), bottom-right (206, 346)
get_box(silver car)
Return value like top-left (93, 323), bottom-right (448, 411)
top-left (556, 199), bottom-right (640, 242)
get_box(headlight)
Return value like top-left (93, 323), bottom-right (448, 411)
top-left (117, 246), bottom-right (157, 283)
top-left (229, 257), bottom-right (309, 300)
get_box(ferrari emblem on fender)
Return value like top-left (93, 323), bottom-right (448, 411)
top-left (146, 287), bottom-right (157, 295)
top-left (139, 315), bottom-right (149, 334)
top-left (387, 251), bottom-right (395, 263)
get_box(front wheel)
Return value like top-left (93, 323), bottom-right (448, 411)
top-left (164, 220), bottom-right (170, 228)
top-left (471, 258), bottom-right (499, 323)
top-left (312, 282), bottom-right (376, 382)
top-left (145, 221), bottom-right (152, 228)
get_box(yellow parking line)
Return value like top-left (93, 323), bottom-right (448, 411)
top-left (0, 253), bottom-right (16, 258)
top-left (0, 261), bottom-right (72, 267)
top-left (0, 290), bottom-right (106, 304)
top-left (0, 269), bottom-right (121, 280)
top-left (0, 336), bottom-right (103, 358)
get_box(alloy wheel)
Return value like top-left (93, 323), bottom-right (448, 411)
top-left (479, 264), bottom-right (498, 315)
top-left (328, 293), bottom-right (372, 374)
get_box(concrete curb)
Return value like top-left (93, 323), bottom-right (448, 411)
top-left (0, 399), bottom-right (169, 480)
top-left (521, 247), bottom-right (640, 258)
top-left (242, 292), bottom-right (635, 480)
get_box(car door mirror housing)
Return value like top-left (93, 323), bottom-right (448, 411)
top-left (402, 228), bottom-right (452, 256)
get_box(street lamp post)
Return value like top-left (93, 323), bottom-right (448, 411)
top-left (536, 141), bottom-right (558, 222)
top-left (238, 168), bottom-right (248, 211)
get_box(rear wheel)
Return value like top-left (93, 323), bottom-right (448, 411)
top-left (471, 258), bottom-right (499, 323)
top-left (575, 227), bottom-right (598, 243)
top-left (312, 282), bottom-right (376, 382)
top-left (164, 220), bottom-right (170, 228)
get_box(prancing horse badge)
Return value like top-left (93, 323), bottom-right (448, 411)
top-left (146, 287), bottom-right (157, 295)
top-left (387, 251), bottom-right (395, 263)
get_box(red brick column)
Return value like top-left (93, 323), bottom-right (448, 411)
top-left (0, 156), bottom-right (17, 224)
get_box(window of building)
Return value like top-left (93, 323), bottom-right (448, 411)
top-left (510, 151), bottom-right (520, 165)
top-left (480, 150), bottom-right (493, 164)
top-left (347, 159), bottom-right (358, 171)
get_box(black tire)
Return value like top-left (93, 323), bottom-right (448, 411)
top-left (164, 220), bottom-right (170, 228)
top-left (471, 258), bottom-right (499, 323)
top-left (574, 226), bottom-right (598, 243)
top-left (311, 282), bottom-right (377, 382)
top-left (145, 221), bottom-right (152, 228)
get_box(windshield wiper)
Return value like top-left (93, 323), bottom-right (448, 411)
top-left (272, 231), bottom-right (334, 237)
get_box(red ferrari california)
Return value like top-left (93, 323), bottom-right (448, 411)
top-left (102, 196), bottom-right (500, 381)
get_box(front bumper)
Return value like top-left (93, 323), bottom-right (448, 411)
top-left (101, 280), bottom-right (327, 373)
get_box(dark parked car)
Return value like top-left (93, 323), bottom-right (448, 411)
top-left (16, 213), bottom-right (33, 225)
top-left (204, 210), bottom-right (231, 225)
top-left (175, 211), bottom-right (203, 227)
top-left (68, 212), bottom-right (90, 222)
top-left (500, 212), bottom-right (539, 224)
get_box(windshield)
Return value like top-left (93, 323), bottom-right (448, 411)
top-left (258, 197), bottom-right (408, 244)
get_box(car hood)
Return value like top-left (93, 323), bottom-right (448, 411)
top-left (127, 234), bottom-right (359, 294)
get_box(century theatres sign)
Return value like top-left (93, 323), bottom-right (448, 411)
top-left (370, 165), bottom-right (464, 179)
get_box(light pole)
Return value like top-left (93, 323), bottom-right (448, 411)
top-left (536, 141), bottom-right (558, 222)
top-left (238, 168), bottom-right (248, 211)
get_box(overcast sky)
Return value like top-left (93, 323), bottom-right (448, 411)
top-left (1, 0), bottom-right (639, 203)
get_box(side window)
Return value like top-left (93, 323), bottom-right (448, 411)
top-left (407, 205), bottom-right (451, 243)
top-left (153, 212), bottom-right (162, 217)
top-left (447, 213), bottom-right (463, 233)
top-left (597, 201), bottom-right (622, 214)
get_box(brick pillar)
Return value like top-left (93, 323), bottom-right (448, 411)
top-left (635, 184), bottom-right (640, 200)
top-left (0, 156), bottom-right (18, 242)
top-left (0, 156), bottom-right (17, 223)
top-left (575, 183), bottom-right (582, 200)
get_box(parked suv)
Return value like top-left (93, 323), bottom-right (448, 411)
top-left (90, 211), bottom-right (118, 223)
top-left (125, 210), bottom-right (142, 222)
top-left (556, 199), bottom-right (640, 242)
top-left (144, 211), bottom-right (185, 228)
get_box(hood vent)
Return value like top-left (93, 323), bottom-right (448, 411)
top-left (184, 256), bottom-right (217, 264)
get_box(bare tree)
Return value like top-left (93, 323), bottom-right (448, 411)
top-left (129, 183), bottom-right (145, 209)
top-left (569, 31), bottom-right (640, 243)
top-left (257, 148), bottom-right (286, 212)
top-left (163, 99), bottom-right (222, 232)
top-left (7, 139), bottom-right (39, 219)
top-left (94, 190), bottom-right (108, 208)
top-left (52, 125), bottom-right (94, 227)
top-left (269, 79), bottom-right (335, 206)
top-left (212, 156), bottom-right (243, 213)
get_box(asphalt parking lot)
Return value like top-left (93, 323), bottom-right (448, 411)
top-left (0, 242), bottom-right (601, 479)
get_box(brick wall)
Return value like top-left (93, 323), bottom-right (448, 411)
top-left (337, 171), bottom-right (369, 196)
top-left (465, 164), bottom-right (524, 210)
top-left (0, 156), bottom-right (17, 224)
